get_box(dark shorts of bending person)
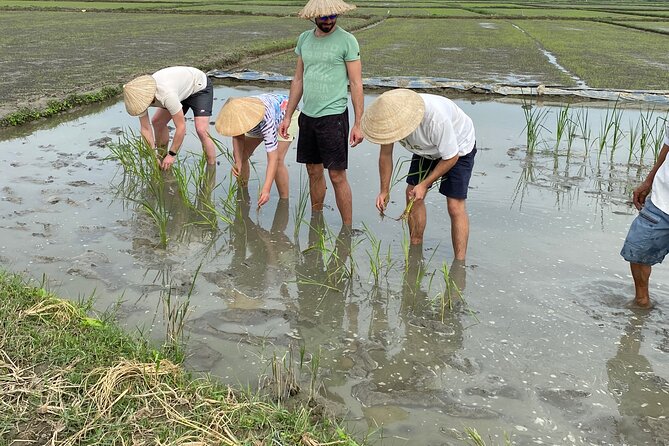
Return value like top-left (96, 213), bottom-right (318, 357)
top-left (406, 144), bottom-right (477, 199)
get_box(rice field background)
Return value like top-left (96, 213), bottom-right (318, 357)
top-left (1, 0), bottom-right (668, 125)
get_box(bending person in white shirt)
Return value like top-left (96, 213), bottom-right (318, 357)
top-left (122, 66), bottom-right (217, 170)
top-left (362, 88), bottom-right (476, 261)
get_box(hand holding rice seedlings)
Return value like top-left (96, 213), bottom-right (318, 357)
top-left (379, 193), bottom-right (390, 218)
top-left (399, 196), bottom-right (416, 221)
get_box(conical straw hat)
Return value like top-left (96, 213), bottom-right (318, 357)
top-left (122, 75), bottom-right (156, 116)
top-left (298, 0), bottom-right (356, 19)
top-left (215, 97), bottom-right (266, 136)
top-left (361, 89), bottom-right (425, 144)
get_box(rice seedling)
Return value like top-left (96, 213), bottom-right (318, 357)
top-left (565, 115), bottom-right (577, 157)
top-left (269, 349), bottom-right (300, 403)
top-left (107, 131), bottom-right (174, 246)
top-left (554, 104), bottom-right (570, 151)
top-left (595, 99), bottom-right (621, 160)
top-left (435, 261), bottom-right (479, 324)
top-left (362, 222), bottom-right (383, 285)
top-left (651, 115), bottom-right (668, 162)
top-left (325, 226), bottom-right (356, 289)
top-left (160, 264), bottom-right (201, 362)
top-left (398, 196), bottom-right (416, 221)
top-left (457, 427), bottom-right (512, 446)
top-left (293, 171), bottom-right (310, 241)
top-left (307, 346), bottom-right (322, 402)
top-left (106, 130), bottom-right (161, 182)
top-left (439, 261), bottom-right (462, 313)
top-left (627, 117), bottom-right (640, 164)
top-left (521, 99), bottom-right (549, 155)
top-left (638, 109), bottom-right (655, 162)
top-left (574, 107), bottom-right (592, 153)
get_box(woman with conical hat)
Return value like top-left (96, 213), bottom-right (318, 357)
top-left (122, 66), bottom-right (216, 171)
top-left (361, 89), bottom-right (477, 261)
top-left (278, 0), bottom-right (363, 227)
top-left (215, 93), bottom-right (300, 208)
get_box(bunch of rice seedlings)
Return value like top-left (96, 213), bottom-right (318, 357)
top-left (521, 99), bottom-right (548, 155)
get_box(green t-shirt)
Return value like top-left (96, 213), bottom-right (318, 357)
top-left (295, 26), bottom-right (360, 118)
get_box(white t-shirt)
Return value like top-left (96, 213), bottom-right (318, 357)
top-left (144, 66), bottom-right (207, 116)
top-left (398, 94), bottom-right (476, 160)
top-left (650, 123), bottom-right (669, 214)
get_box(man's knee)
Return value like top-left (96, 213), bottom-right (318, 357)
top-left (447, 198), bottom-right (467, 217)
top-left (306, 164), bottom-right (324, 178)
top-left (328, 169), bottom-right (348, 186)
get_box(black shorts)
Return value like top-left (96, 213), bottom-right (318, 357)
top-left (406, 145), bottom-right (476, 199)
top-left (182, 77), bottom-right (213, 117)
top-left (296, 109), bottom-right (349, 170)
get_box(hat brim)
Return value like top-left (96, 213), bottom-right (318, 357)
top-left (298, 1), bottom-right (356, 19)
top-left (215, 97), bottom-right (266, 136)
top-left (361, 89), bottom-right (425, 145)
top-left (123, 75), bottom-right (156, 116)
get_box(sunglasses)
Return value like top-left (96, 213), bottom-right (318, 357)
top-left (318, 14), bottom-right (338, 20)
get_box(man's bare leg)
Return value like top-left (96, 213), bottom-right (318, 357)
top-left (406, 185), bottom-right (427, 245)
top-left (306, 163), bottom-right (326, 212)
top-left (328, 169), bottom-right (352, 226)
top-left (194, 116), bottom-right (217, 164)
top-left (630, 262), bottom-right (653, 309)
top-left (447, 197), bottom-right (469, 261)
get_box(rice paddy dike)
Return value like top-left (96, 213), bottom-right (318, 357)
top-left (1, 0), bottom-right (668, 127)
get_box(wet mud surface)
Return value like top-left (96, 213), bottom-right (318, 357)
top-left (1, 86), bottom-right (668, 445)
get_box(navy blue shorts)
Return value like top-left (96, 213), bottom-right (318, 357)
top-left (406, 145), bottom-right (477, 199)
top-left (621, 199), bottom-right (669, 265)
top-left (296, 109), bottom-right (349, 170)
top-left (182, 77), bottom-right (213, 117)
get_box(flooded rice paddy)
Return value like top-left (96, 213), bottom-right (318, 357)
top-left (1, 85), bottom-right (668, 445)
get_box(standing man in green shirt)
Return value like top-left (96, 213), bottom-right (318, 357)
top-left (279, 0), bottom-right (364, 227)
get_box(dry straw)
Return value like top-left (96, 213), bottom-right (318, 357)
top-left (215, 97), bottom-right (265, 136)
top-left (361, 88), bottom-right (425, 145)
top-left (297, 0), bottom-right (356, 19)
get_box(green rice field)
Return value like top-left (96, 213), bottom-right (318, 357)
top-left (0, 0), bottom-right (668, 126)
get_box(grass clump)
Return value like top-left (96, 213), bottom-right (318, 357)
top-left (0, 270), bottom-right (364, 445)
top-left (0, 85), bottom-right (121, 127)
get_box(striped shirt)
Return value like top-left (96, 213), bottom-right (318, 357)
top-left (246, 93), bottom-right (289, 153)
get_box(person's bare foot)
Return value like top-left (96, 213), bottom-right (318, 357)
top-left (626, 298), bottom-right (654, 310)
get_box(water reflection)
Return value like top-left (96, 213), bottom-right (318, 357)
top-left (227, 187), bottom-right (296, 299)
top-left (348, 247), bottom-right (497, 426)
top-left (295, 213), bottom-right (352, 349)
top-left (607, 311), bottom-right (669, 444)
top-left (5, 88), bottom-right (669, 444)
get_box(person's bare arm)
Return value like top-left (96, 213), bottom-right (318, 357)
top-left (346, 59), bottom-right (364, 147)
top-left (260, 150), bottom-right (279, 207)
top-left (410, 155), bottom-right (459, 202)
top-left (376, 143), bottom-right (394, 212)
top-left (161, 110), bottom-right (186, 170)
top-left (634, 143), bottom-right (669, 209)
top-left (279, 57), bottom-right (304, 139)
top-left (138, 113), bottom-right (155, 149)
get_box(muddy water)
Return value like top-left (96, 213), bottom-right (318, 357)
top-left (1, 86), bottom-right (668, 445)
